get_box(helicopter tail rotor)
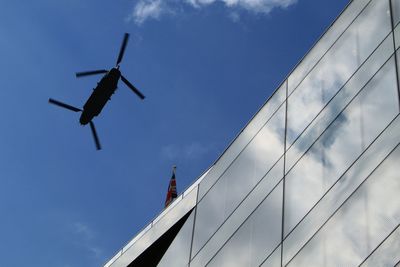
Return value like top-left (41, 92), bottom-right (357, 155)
top-left (116, 33), bottom-right (129, 66)
top-left (121, 75), bottom-right (145, 100)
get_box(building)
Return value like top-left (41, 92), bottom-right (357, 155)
top-left (104, 0), bottom-right (400, 266)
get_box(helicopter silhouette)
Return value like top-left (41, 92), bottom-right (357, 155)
top-left (49, 33), bottom-right (145, 150)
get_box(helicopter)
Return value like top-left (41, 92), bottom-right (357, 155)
top-left (49, 33), bottom-right (145, 150)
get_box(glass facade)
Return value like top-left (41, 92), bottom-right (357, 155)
top-left (104, 0), bottom-right (400, 266)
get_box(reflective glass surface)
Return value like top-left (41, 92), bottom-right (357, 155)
top-left (105, 0), bottom-right (400, 265)
top-left (394, 24), bottom-right (400, 49)
top-left (157, 212), bottom-right (195, 267)
top-left (285, 33), bottom-right (394, 172)
top-left (397, 50), bottom-right (400, 96)
top-left (286, 0), bottom-right (391, 147)
top-left (392, 0), bottom-right (400, 26)
top-left (190, 158), bottom-right (284, 267)
top-left (360, 224), bottom-right (400, 267)
top-left (287, 144), bottom-right (400, 267)
top-left (284, 57), bottom-right (399, 236)
top-left (198, 83), bottom-right (286, 199)
top-left (192, 104), bottom-right (285, 256)
top-left (260, 246), bottom-right (281, 267)
top-left (283, 114), bottom-right (400, 265)
top-left (206, 182), bottom-right (283, 267)
top-left (288, 0), bottom-right (371, 94)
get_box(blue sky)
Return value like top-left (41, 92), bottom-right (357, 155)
top-left (0, 0), bottom-right (348, 266)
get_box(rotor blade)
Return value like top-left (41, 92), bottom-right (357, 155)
top-left (49, 98), bottom-right (82, 112)
top-left (89, 121), bottom-right (101, 150)
top-left (75, 70), bottom-right (108, 78)
top-left (116, 33), bottom-right (130, 66)
top-left (121, 75), bottom-right (145, 100)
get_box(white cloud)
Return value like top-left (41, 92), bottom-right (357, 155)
top-left (74, 222), bottom-right (95, 239)
top-left (161, 142), bottom-right (215, 160)
top-left (228, 11), bottom-right (241, 22)
top-left (128, 0), bottom-right (166, 25)
top-left (128, 0), bottom-right (297, 24)
top-left (191, 0), bottom-right (298, 13)
top-left (72, 221), bottom-right (103, 258)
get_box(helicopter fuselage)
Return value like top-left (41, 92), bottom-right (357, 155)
top-left (79, 68), bottom-right (121, 125)
top-left (48, 33), bottom-right (144, 150)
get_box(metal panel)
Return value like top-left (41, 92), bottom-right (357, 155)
top-left (105, 187), bottom-right (197, 267)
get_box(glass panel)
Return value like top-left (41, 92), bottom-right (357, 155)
top-left (285, 33), bottom-right (394, 172)
top-left (392, 0), bottom-right (400, 26)
top-left (157, 212), bottom-right (195, 267)
top-left (284, 57), bottom-right (399, 237)
top-left (286, 0), bottom-right (391, 147)
top-left (288, 0), bottom-right (371, 94)
top-left (260, 246), bottom-right (281, 267)
top-left (206, 182), bottom-right (283, 267)
top-left (198, 83), bottom-right (286, 199)
top-left (394, 23), bottom-right (400, 49)
top-left (190, 158), bottom-right (284, 267)
top-left (398, 50), bottom-right (400, 93)
top-left (360, 224), bottom-right (400, 267)
top-left (287, 144), bottom-right (400, 267)
top-left (192, 104), bottom-right (285, 257)
top-left (283, 114), bottom-right (400, 265)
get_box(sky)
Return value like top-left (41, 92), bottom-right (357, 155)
top-left (0, 0), bottom-right (349, 266)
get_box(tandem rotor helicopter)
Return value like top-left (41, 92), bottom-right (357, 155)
top-left (49, 33), bottom-right (145, 150)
